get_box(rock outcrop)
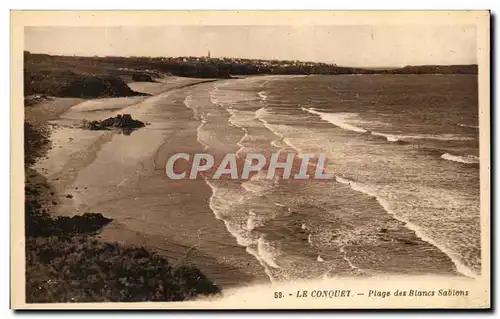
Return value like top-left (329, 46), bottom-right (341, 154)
top-left (57, 76), bottom-right (146, 98)
top-left (83, 114), bottom-right (146, 135)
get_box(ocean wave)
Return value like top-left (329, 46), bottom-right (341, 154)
top-left (441, 153), bottom-right (479, 164)
top-left (184, 95), bottom-right (210, 150)
top-left (245, 245), bottom-right (278, 283)
top-left (241, 171), bottom-right (275, 195)
top-left (234, 126), bottom-right (249, 158)
top-left (339, 246), bottom-right (364, 273)
top-left (458, 123), bottom-right (479, 129)
top-left (301, 108), bottom-right (474, 144)
top-left (209, 86), bottom-right (221, 106)
top-left (258, 91), bottom-right (268, 101)
top-left (301, 107), bottom-right (367, 133)
top-left (393, 134), bottom-right (473, 141)
top-left (187, 85), bottom-right (285, 282)
top-left (334, 175), bottom-right (478, 279)
top-left (370, 131), bottom-right (402, 142)
top-left (206, 179), bottom-right (282, 282)
top-left (307, 234), bottom-right (313, 245)
top-left (255, 108), bottom-right (300, 152)
top-left (370, 131), bottom-right (473, 143)
top-left (247, 210), bottom-right (266, 231)
top-left (206, 85), bottom-right (288, 280)
top-left (257, 237), bottom-right (281, 269)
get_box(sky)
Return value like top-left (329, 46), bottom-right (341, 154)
top-left (24, 25), bottom-right (477, 67)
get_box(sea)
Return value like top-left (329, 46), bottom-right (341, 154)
top-left (183, 74), bottom-right (480, 282)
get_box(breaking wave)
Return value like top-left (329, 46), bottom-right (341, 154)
top-left (458, 123), bottom-right (479, 129)
top-left (334, 175), bottom-right (477, 279)
top-left (301, 107), bottom-right (472, 143)
top-left (301, 107), bottom-right (367, 133)
top-left (441, 153), bottom-right (480, 164)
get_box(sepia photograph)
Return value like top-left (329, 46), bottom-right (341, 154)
top-left (10, 11), bottom-right (490, 309)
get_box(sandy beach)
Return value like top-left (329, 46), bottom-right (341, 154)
top-left (14, 12), bottom-right (489, 309)
top-left (27, 73), bottom-right (479, 288)
top-left (29, 76), bottom-right (269, 288)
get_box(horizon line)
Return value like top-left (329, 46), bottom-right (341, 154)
top-left (24, 50), bottom-right (478, 69)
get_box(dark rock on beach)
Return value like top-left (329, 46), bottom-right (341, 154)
top-left (26, 212), bottom-right (112, 238)
top-left (83, 114), bottom-right (146, 134)
top-left (131, 72), bottom-right (156, 82)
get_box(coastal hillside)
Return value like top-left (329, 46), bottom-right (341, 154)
top-left (24, 51), bottom-right (478, 99)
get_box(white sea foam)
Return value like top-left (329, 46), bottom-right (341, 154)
top-left (371, 131), bottom-right (473, 143)
top-left (370, 131), bottom-right (472, 142)
top-left (235, 127), bottom-right (249, 158)
top-left (247, 210), bottom-right (266, 231)
top-left (301, 107), bottom-right (368, 133)
top-left (241, 172), bottom-right (274, 195)
top-left (301, 107), bottom-right (473, 143)
top-left (209, 83), bottom-right (288, 279)
top-left (458, 123), bottom-right (479, 129)
top-left (245, 245), bottom-right (277, 283)
top-left (339, 245), bottom-right (363, 273)
top-left (255, 107), bottom-right (301, 152)
top-left (441, 153), bottom-right (480, 164)
top-left (209, 86), bottom-right (220, 106)
top-left (334, 175), bottom-right (478, 279)
top-left (207, 178), bottom-right (281, 281)
top-left (307, 234), bottom-right (313, 245)
top-left (246, 211), bottom-right (257, 231)
top-left (184, 95), bottom-right (211, 150)
top-left (190, 76), bottom-right (479, 285)
top-left (370, 131), bottom-right (401, 142)
top-left (185, 85), bottom-right (284, 282)
top-left (392, 134), bottom-right (473, 141)
top-left (258, 91), bottom-right (268, 101)
top-left (257, 237), bottom-right (280, 269)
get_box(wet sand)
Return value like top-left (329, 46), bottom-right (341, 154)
top-left (31, 77), bottom-right (269, 288)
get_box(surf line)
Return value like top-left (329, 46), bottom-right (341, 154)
top-left (335, 175), bottom-right (478, 279)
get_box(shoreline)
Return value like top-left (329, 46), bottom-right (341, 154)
top-left (26, 76), bottom-right (269, 295)
top-left (24, 77), bottom-right (228, 302)
top-left (24, 73), bottom-right (475, 301)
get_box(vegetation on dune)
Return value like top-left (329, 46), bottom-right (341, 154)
top-left (131, 72), bottom-right (156, 82)
top-left (26, 236), bottom-right (220, 303)
top-left (24, 71), bottom-right (147, 98)
top-left (24, 122), bottom-right (50, 167)
top-left (57, 76), bottom-right (147, 98)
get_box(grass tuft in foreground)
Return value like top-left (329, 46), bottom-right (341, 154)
top-left (26, 236), bottom-right (221, 303)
